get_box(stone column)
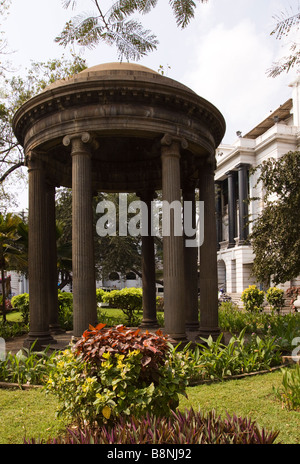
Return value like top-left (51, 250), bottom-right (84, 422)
top-left (63, 133), bottom-right (97, 338)
top-left (182, 182), bottom-right (199, 331)
top-left (237, 163), bottom-right (249, 244)
top-left (198, 160), bottom-right (220, 340)
top-left (161, 134), bottom-right (187, 342)
top-left (226, 170), bottom-right (237, 248)
top-left (215, 181), bottom-right (222, 249)
top-left (46, 182), bottom-right (63, 334)
top-left (139, 190), bottom-right (159, 329)
top-left (24, 153), bottom-right (55, 349)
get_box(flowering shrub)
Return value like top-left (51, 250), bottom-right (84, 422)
top-left (46, 324), bottom-right (188, 425)
top-left (241, 285), bottom-right (264, 312)
top-left (266, 287), bottom-right (285, 313)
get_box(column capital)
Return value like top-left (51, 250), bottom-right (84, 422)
top-left (63, 132), bottom-right (98, 153)
top-left (137, 189), bottom-right (157, 202)
top-left (225, 169), bottom-right (235, 177)
top-left (235, 162), bottom-right (250, 170)
top-left (25, 151), bottom-right (45, 171)
top-left (161, 134), bottom-right (188, 156)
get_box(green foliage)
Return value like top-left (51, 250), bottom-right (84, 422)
top-left (193, 329), bottom-right (281, 381)
top-left (57, 0), bottom-right (208, 60)
top-left (102, 287), bottom-right (142, 325)
top-left (249, 151), bottom-right (300, 284)
top-left (11, 293), bottom-right (29, 324)
top-left (273, 365), bottom-right (300, 411)
top-left (0, 320), bottom-right (26, 339)
top-left (27, 407), bottom-right (279, 444)
top-left (0, 343), bottom-right (56, 386)
top-left (46, 324), bottom-right (188, 425)
top-left (96, 288), bottom-right (106, 303)
top-left (266, 287), bottom-right (285, 313)
top-left (241, 285), bottom-right (265, 312)
top-left (57, 291), bottom-right (73, 330)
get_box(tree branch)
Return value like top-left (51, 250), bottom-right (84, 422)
top-left (0, 161), bottom-right (24, 183)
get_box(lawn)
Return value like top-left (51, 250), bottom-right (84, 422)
top-left (0, 369), bottom-right (299, 444)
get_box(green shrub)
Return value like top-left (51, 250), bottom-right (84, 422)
top-left (171, 328), bottom-right (282, 383)
top-left (11, 293), bottom-right (29, 324)
top-left (26, 407), bottom-right (280, 444)
top-left (102, 288), bottom-right (143, 326)
top-left (273, 365), bottom-right (300, 411)
top-left (0, 320), bottom-right (27, 339)
top-left (266, 287), bottom-right (285, 313)
top-left (0, 343), bottom-right (56, 386)
top-left (241, 285), bottom-right (264, 312)
top-left (46, 324), bottom-right (188, 425)
top-left (57, 291), bottom-right (73, 330)
top-left (96, 288), bottom-right (106, 304)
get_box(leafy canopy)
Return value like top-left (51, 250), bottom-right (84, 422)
top-left (249, 151), bottom-right (300, 285)
top-left (57, 0), bottom-right (208, 61)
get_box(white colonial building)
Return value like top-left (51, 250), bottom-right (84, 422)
top-left (215, 76), bottom-right (300, 302)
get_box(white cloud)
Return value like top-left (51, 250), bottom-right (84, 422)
top-left (181, 15), bottom-right (294, 143)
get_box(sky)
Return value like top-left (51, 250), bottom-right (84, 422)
top-left (2, 0), bottom-right (299, 209)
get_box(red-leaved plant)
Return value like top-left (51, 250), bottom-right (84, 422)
top-left (73, 323), bottom-right (170, 385)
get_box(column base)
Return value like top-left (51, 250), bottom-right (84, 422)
top-left (185, 321), bottom-right (200, 331)
top-left (139, 319), bottom-right (160, 330)
top-left (196, 326), bottom-right (222, 343)
top-left (23, 332), bottom-right (56, 351)
top-left (49, 324), bottom-right (66, 335)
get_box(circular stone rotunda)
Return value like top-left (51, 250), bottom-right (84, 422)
top-left (12, 62), bottom-right (226, 349)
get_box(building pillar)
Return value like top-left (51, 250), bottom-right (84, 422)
top-left (182, 182), bottom-right (199, 331)
top-left (24, 153), bottom-right (55, 349)
top-left (46, 182), bottom-right (63, 334)
top-left (63, 133), bottom-right (97, 338)
top-left (161, 134), bottom-right (187, 342)
top-left (215, 181), bottom-right (222, 249)
top-left (139, 190), bottom-right (159, 329)
top-left (226, 170), bottom-right (237, 248)
top-left (237, 163), bottom-right (249, 244)
top-left (198, 160), bottom-right (220, 340)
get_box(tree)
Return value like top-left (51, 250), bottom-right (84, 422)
top-left (56, 0), bottom-right (208, 61)
top-left (249, 151), bottom-right (300, 285)
top-left (0, 54), bottom-right (87, 209)
top-left (0, 213), bottom-right (26, 321)
top-left (267, 5), bottom-right (300, 77)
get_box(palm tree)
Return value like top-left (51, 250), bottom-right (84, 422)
top-left (0, 213), bottom-right (25, 322)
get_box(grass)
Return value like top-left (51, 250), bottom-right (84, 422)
top-left (0, 388), bottom-right (65, 444)
top-left (0, 369), bottom-right (299, 444)
top-left (179, 369), bottom-right (300, 445)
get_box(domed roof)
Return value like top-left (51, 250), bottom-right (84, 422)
top-left (79, 62), bottom-right (159, 75)
top-left (44, 61), bottom-right (194, 94)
